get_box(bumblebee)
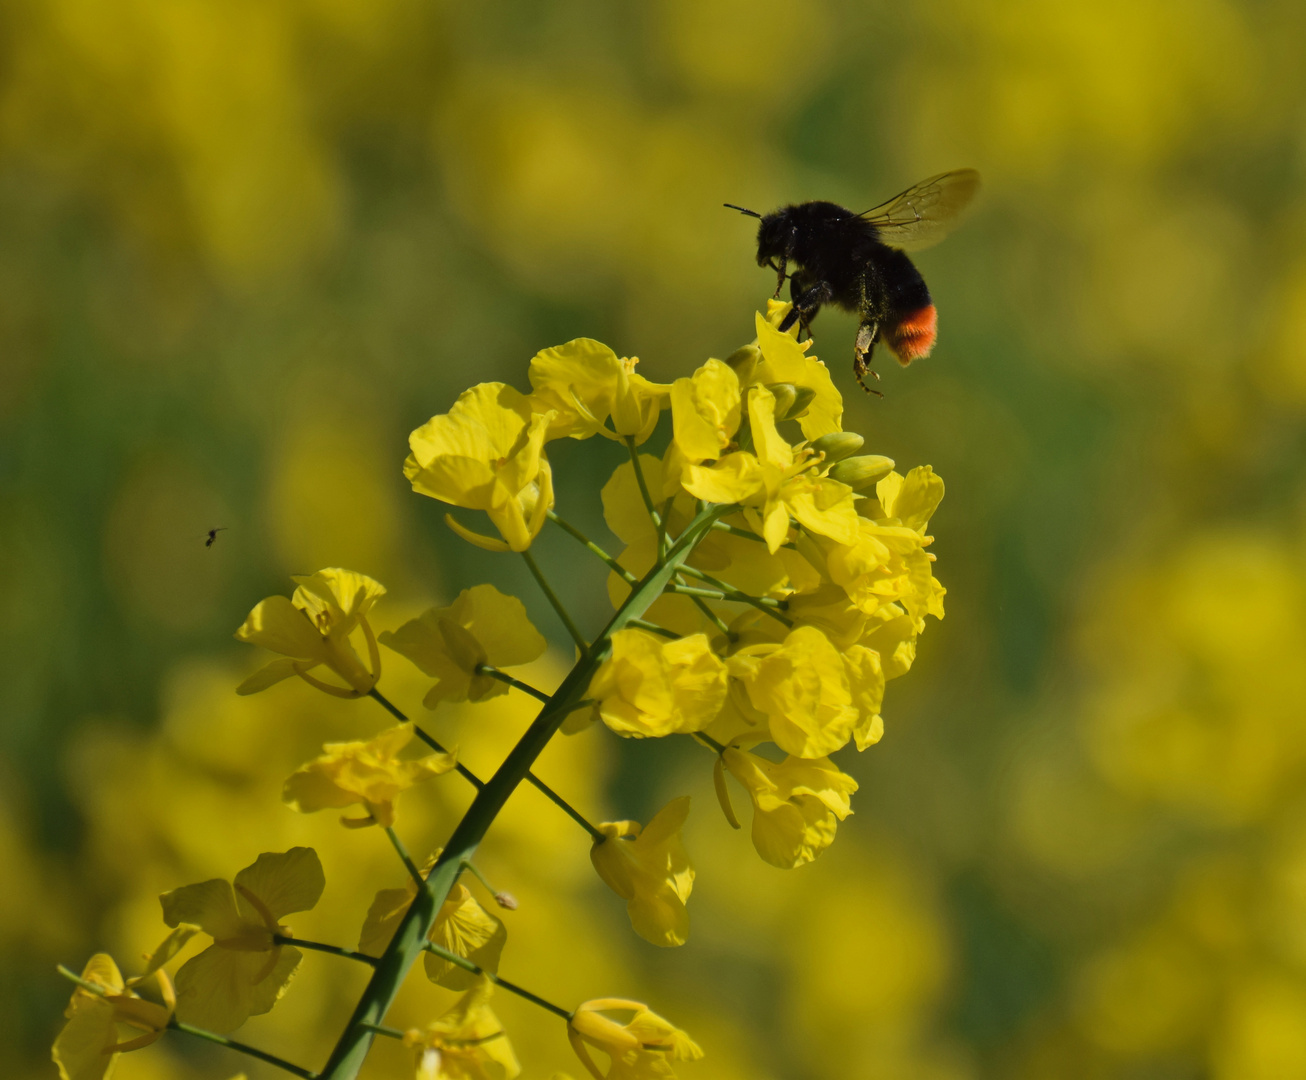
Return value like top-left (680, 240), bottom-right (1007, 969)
top-left (727, 169), bottom-right (980, 394)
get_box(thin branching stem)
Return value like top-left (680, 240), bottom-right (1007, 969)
top-left (476, 665), bottom-right (551, 704)
top-left (169, 1019), bottom-right (318, 1079)
top-left (275, 935), bottom-right (377, 967)
top-left (624, 436), bottom-right (661, 527)
top-left (422, 942), bottom-right (573, 1021)
top-left (369, 688), bottom-right (485, 791)
top-left (682, 587), bottom-right (734, 640)
top-left (369, 688), bottom-right (602, 841)
top-left (384, 826), bottom-right (426, 887)
top-left (627, 618), bottom-right (679, 640)
top-left (546, 511), bottom-right (635, 584)
top-left (692, 731), bottom-right (728, 754)
top-left (522, 549), bottom-right (588, 650)
top-left (358, 1022), bottom-right (406, 1040)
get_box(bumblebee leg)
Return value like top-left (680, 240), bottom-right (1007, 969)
top-left (853, 320), bottom-right (883, 397)
top-left (779, 280), bottom-right (832, 334)
top-left (771, 259), bottom-right (787, 299)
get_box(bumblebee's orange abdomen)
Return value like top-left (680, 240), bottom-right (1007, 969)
top-left (885, 304), bottom-right (937, 366)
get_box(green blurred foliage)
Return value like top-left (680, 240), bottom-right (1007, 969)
top-left (4, 0), bottom-right (1306, 1077)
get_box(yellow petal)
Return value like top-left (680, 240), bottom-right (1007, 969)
top-left (234, 596), bottom-right (326, 661)
top-left (443, 513), bottom-right (512, 551)
top-left (232, 848), bottom-right (325, 922)
top-left (52, 990), bottom-right (116, 1080)
top-left (235, 657), bottom-right (302, 695)
top-left (424, 885), bottom-right (508, 990)
top-left (173, 943), bottom-right (301, 1033)
top-left (160, 879), bottom-right (242, 940)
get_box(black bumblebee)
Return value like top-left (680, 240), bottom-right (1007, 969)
top-left (726, 169), bottom-right (980, 394)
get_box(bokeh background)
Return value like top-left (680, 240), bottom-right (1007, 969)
top-left (5, 1), bottom-right (1306, 1078)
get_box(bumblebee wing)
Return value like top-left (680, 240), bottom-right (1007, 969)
top-left (859, 169), bottom-right (980, 251)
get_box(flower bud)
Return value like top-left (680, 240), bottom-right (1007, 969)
top-left (785, 385), bottom-right (817, 418)
top-left (724, 344), bottom-right (760, 385)
top-left (809, 431), bottom-right (865, 464)
top-left (828, 454), bottom-right (895, 490)
top-left (766, 383), bottom-right (798, 419)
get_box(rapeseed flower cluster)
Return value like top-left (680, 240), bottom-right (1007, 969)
top-left (53, 302), bottom-right (944, 1080)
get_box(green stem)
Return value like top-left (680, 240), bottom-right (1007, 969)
top-left (371, 687), bottom-right (602, 842)
top-left (546, 510), bottom-right (636, 584)
top-left (275, 935), bottom-right (376, 966)
top-left (316, 504), bottom-right (726, 1080)
top-left (422, 943), bottom-right (572, 1021)
top-left (358, 1022), bottom-right (406, 1040)
top-left (673, 566), bottom-right (794, 626)
top-left (477, 665), bottom-right (551, 704)
top-left (624, 436), bottom-right (661, 527)
top-left (656, 496), bottom-right (675, 556)
top-left (169, 1019), bottom-right (317, 1079)
top-left (683, 589), bottom-right (734, 640)
top-left (522, 549), bottom-right (588, 650)
top-left (369, 688), bottom-right (486, 792)
top-left (692, 730), bottom-right (728, 753)
top-left (628, 618), bottom-right (679, 640)
top-left (710, 520), bottom-right (778, 544)
top-left (384, 826), bottom-right (426, 888)
top-left (460, 858), bottom-right (509, 904)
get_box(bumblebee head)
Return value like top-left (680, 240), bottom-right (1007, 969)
top-left (724, 203), bottom-right (794, 268)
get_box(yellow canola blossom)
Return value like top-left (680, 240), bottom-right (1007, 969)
top-left (668, 357), bottom-right (742, 465)
top-left (673, 376), bottom-right (859, 553)
top-left (405, 383), bottom-right (555, 552)
top-left (358, 870), bottom-right (506, 991)
top-left (716, 746), bottom-right (858, 868)
top-left (281, 722), bottom-right (458, 828)
top-left (381, 584), bottom-right (548, 707)
top-left (527, 338), bottom-right (669, 443)
top-left (568, 999), bottom-right (703, 1080)
top-left (727, 625), bottom-right (858, 758)
top-left (588, 630), bottom-right (727, 738)
top-left (755, 304), bottom-right (844, 440)
top-left (159, 847), bottom-right (324, 1032)
top-left (404, 980), bottom-right (520, 1080)
top-left (52, 942), bottom-right (189, 1080)
top-left (235, 568), bottom-right (386, 697)
top-left (590, 797), bottom-right (695, 948)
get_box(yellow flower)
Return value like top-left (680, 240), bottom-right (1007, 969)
top-left (844, 643), bottom-right (886, 750)
top-left (282, 722), bottom-right (458, 828)
top-left (876, 464), bottom-right (945, 533)
top-left (727, 625), bottom-right (858, 758)
top-left (588, 631), bottom-right (727, 738)
top-left (755, 304), bottom-right (843, 439)
top-left (819, 467), bottom-right (947, 682)
top-left (403, 980), bottom-right (520, 1080)
top-left (668, 358), bottom-right (741, 464)
top-left (405, 382), bottom-right (554, 552)
top-left (678, 386), bottom-right (859, 553)
top-left (235, 568), bottom-right (385, 697)
top-left (527, 338), bottom-right (668, 443)
top-left (716, 747), bottom-right (858, 868)
top-left (380, 584), bottom-right (548, 708)
top-left (568, 999), bottom-right (703, 1080)
top-left (52, 937), bottom-right (191, 1080)
top-left (160, 847), bottom-right (325, 1032)
top-left (590, 797), bottom-right (695, 947)
top-left (358, 869), bottom-right (506, 991)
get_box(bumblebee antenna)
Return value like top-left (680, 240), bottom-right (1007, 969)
top-left (723, 203), bottom-right (762, 218)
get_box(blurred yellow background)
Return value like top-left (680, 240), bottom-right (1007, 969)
top-left (4, 1), bottom-right (1306, 1077)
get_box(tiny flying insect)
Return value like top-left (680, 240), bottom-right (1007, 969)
top-left (726, 168), bottom-right (980, 395)
top-left (204, 527), bottom-right (227, 548)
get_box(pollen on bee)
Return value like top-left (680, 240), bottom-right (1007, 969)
top-left (885, 304), bottom-right (938, 366)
